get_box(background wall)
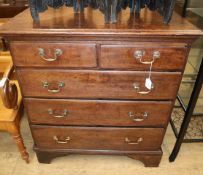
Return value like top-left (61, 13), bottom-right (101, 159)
top-left (176, 0), bottom-right (203, 8)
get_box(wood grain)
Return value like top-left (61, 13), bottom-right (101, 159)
top-left (31, 125), bottom-right (165, 151)
top-left (100, 44), bottom-right (188, 71)
top-left (34, 146), bottom-right (163, 167)
top-left (17, 69), bottom-right (182, 100)
top-left (0, 8), bottom-right (202, 38)
top-left (25, 98), bottom-right (173, 127)
top-left (10, 42), bottom-right (97, 68)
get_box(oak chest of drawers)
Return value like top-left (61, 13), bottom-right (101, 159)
top-left (0, 7), bottom-right (201, 167)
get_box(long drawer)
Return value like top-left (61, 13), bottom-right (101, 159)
top-left (17, 69), bottom-right (182, 100)
top-left (10, 42), bottom-right (97, 68)
top-left (31, 126), bottom-right (165, 151)
top-left (25, 98), bottom-right (173, 127)
top-left (100, 44), bottom-right (187, 71)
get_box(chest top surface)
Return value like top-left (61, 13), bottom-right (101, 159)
top-left (0, 7), bottom-right (202, 39)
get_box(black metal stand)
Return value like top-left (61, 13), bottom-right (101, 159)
top-left (182, 0), bottom-right (189, 17)
top-left (169, 58), bottom-right (203, 162)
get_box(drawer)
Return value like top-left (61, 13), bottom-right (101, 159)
top-left (100, 44), bottom-right (187, 71)
top-left (17, 69), bottom-right (182, 100)
top-left (31, 126), bottom-right (165, 151)
top-left (17, 69), bottom-right (181, 99)
top-left (10, 42), bottom-right (97, 68)
top-left (25, 98), bottom-right (173, 127)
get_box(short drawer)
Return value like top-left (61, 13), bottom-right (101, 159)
top-left (10, 42), bottom-right (97, 68)
top-left (31, 126), bottom-right (165, 151)
top-left (25, 98), bottom-right (173, 127)
top-left (17, 69), bottom-right (181, 100)
top-left (100, 44), bottom-right (187, 71)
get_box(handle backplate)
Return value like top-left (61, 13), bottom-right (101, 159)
top-left (53, 136), bottom-right (70, 144)
top-left (125, 137), bottom-right (143, 145)
top-left (134, 50), bottom-right (160, 64)
top-left (43, 81), bottom-right (65, 93)
top-left (48, 109), bottom-right (68, 118)
top-left (38, 48), bottom-right (63, 62)
top-left (133, 82), bottom-right (154, 94)
top-left (128, 111), bottom-right (148, 122)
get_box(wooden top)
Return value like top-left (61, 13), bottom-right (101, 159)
top-left (0, 7), bottom-right (202, 38)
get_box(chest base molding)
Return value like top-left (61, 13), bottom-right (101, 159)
top-left (34, 146), bottom-right (162, 167)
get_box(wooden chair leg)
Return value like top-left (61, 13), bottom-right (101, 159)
top-left (10, 125), bottom-right (29, 163)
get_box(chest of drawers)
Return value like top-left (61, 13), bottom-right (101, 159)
top-left (0, 7), bottom-right (201, 167)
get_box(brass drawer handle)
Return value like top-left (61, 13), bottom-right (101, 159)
top-left (128, 111), bottom-right (148, 122)
top-left (133, 82), bottom-right (154, 94)
top-left (125, 137), bottom-right (143, 145)
top-left (53, 136), bottom-right (70, 144)
top-left (38, 48), bottom-right (63, 62)
top-left (48, 109), bottom-right (68, 118)
top-left (134, 50), bottom-right (160, 64)
top-left (42, 81), bottom-right (65, 93)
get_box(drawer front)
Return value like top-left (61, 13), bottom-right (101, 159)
top-left (17, 70), bottom-right (181, 100)
top-left (25, 98), bottom-right (173, 127)
top-left (10, 42), bottom-right (97, 68)
top-left (100, 45), bottom-right (187, 71)
top-left (32, 126), bottom-right (164, 151)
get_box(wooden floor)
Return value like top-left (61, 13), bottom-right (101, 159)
top-left (0, 114), bottom-right (202, 175)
